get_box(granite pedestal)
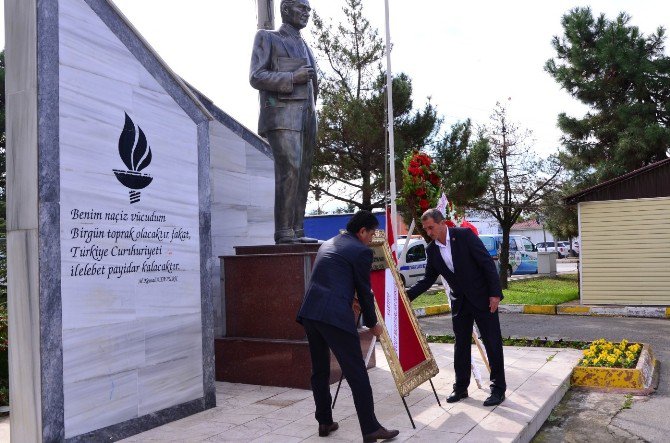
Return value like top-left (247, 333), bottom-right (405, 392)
top-left (216, 244), bottom-right (376, 389)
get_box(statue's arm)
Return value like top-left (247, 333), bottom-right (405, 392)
top-left (249, 30), bottom-right (294, 94)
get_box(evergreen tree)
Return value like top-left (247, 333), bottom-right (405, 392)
top-left (546, 7), bottom-right (670, 186)
top-left (538, 182), bottom-right (579, 245)
top-left (433, 119), bottom-right (491, 209)
top-left (310, 0), bottom-right (440, 211)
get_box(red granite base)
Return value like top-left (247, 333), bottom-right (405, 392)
top-left (217, 244), bottom-right (376, 390)
top-left (215, 331), bottom-right (377, 389)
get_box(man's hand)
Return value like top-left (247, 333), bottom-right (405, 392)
top-left (489, 296), bottom-right (500, 313)
top-left (370, 324), bottom-right (383, 338)
top-left (352, 297), bottom-right (361, 317)
top-left (293, 66), bottom-right (314, 84)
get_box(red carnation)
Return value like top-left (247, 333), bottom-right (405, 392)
top-left (408, 166), bottom-right (422, 176)
top-left (419, 198), bottom-right (430, 211)
top-left (415, 187), bottom-right (427, 197)
top-left (409, 160), bottom-right (420, 169)
top-left (419, 155), bottom-right (432, 166)
top-left (429, 173), bottom-right (440, 186)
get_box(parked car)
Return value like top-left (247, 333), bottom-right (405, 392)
top-left (535, 241), bottom-right (568, 258)
top-left (571, 240), bottom-right (580, 256)
top-left (479, 234), bottom-right (538, 276)
top-left (396, 236), bottom-right (431, 287)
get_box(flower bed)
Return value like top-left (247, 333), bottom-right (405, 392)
top-left (579, 339), bottom-right (641, 368)
top-left (571, 339), bottom-right (658, 394)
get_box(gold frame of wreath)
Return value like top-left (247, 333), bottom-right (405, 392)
top-left (368, 233), bottom-right (439, 397)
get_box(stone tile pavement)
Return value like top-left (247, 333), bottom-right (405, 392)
top-left (0, 344), bottom-right (581, 442)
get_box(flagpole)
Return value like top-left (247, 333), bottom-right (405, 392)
top-left (384, 0), bottom-right (398, 239)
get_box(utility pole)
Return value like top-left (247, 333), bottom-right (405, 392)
top-left (256, 0), bottom-right (274, 30)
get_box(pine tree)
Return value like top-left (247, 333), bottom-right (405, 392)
top-left (310, 0), bottom-right (440, 211)
top-left (546, 7), bottom-right (670, 186)
top-left (433, 119), bottom-right (491, 209)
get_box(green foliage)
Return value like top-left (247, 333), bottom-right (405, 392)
top-left (427, 334), bottom-right (589, 350)
top-left (432, 119), bottom-right (491, 209)
top-left (540, 182), bottom-right (579, 241)
top-left (622, 394), bottom-right (634, 410)
top-left (310, 0), bottom-right (441, 210)
top-left (546, 7), bottom-right (670, 187)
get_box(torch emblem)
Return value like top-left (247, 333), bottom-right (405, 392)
top-left (113, 113), bottom-right (153, 203)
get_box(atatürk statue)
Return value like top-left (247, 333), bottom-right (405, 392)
top-left (250, 0), bottom-right (319, 244)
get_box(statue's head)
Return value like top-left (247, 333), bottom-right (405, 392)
top-left (280, 0), bottom-right (311, 30)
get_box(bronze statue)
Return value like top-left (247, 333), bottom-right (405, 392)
top-left (250, 0), bottom-right (318, 244)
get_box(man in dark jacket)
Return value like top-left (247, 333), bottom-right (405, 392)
top-left (407, 208), bottom-right (506, 406)
top-left (297, 211), bottom-right (399, 441)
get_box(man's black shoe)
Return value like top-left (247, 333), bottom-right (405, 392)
top-left (363, 426), bottom-right (400, 442)
top-left (483, 391), bottom-right (505, 406)
top-left (446, 390), bottom-right (468, 403)
top-left (318, 422), bottom-right (339, 437)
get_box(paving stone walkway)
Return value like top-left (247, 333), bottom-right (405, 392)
top-left (118, 343), bottom-right (580, 442)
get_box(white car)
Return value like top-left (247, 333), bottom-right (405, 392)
top-left (534, 241), bottom-right (568, 258)
top-left (395, 236), bottom-right (441, 287)
top-left (571, 240), bottom-right (580, 256)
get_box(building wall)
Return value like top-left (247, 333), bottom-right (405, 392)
top-left (580, 197), bottom-right (670, 305)
top-left (209, 121), bottom-right (274, 335)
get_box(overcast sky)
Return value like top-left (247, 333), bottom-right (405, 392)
top-left (2, 0), bottom-right (670, 207)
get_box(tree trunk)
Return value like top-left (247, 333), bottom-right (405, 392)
top-left (499, 227), bottom-right (511, 290)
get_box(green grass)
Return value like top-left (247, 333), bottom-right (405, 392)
top-left (410, 291), bottom-right (448, 308)
top-left (502, 274), bottom-right (578, 305)
top-left (409, 274), bottom-right (579, 308)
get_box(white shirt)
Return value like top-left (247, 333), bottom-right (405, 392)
top-left (435, 228), bottom-right (455, 273)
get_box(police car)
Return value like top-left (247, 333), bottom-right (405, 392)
top-left (396, 236), bottom-right (434, 287)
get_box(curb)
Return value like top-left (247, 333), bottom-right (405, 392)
top-left (413, 304), bottom-right (670, 319)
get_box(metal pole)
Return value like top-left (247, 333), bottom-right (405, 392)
top-left (401, 396), bottom-right (416, 429)
top-left (384, 0), bottom-right (398, 240)
top-left (256, 0), bottom-right (275, 30)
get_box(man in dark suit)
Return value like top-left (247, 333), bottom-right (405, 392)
top-left (297, 211), bottom-right (399, 442)
top-left (250, 0), bottom-right (318, 244)
top-left (407, 208), bottom-right (506, 406)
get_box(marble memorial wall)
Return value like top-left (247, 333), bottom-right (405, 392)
top-left (6, 0), bottom-right (278, 438)
top-left (59, 0), bottom-right (203, 438)
top-left (209, 120), bottom-right (274, 335)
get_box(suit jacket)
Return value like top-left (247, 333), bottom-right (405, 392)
top-left (250, 23), bottom-right (319, 137)
top-left (297, 232), bottom-right (378, 335)
top-left (407, 227), bottom-right (503, 313)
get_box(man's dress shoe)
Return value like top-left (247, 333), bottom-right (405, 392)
top-left (483, 391), bottom-right (505, 406)
top-left (363, 426), bottom-right (400, 442)
top-left (318, 422), bottom-right (339, 437)
top-left (446, 390), bottom-right (468, 403)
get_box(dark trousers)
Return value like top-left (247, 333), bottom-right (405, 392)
top-left (265, 105), bottom-right (316, 241)
top-left (452, 298), bottom-right (506, 394)
top-left (302, 318), bottom-right (380, 436)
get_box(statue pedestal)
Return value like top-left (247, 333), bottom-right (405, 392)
top-left (215, 244), bottom-right (376, 389)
